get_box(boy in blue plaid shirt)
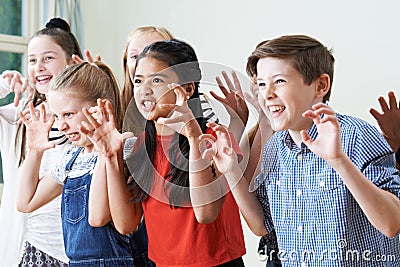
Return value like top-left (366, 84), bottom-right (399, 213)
top-left (200, 35), bottom-right (400, 266)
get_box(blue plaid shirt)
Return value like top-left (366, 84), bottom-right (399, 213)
top-left (255, 113), bottom-right (400, 267)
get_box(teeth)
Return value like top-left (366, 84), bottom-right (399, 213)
top-left (36, 75), bottom-right (51, 82)
top-left (269, 105), bottom-right (284, 112)
top-left (143, 100), bottom-right (154, 107)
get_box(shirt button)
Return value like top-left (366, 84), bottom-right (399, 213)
top-left (301, 262), bottom-right (308, 267)
top-left (319, 181), bottom-right (325, 187)
top-left (297, 154), bottom-right (303, 160)
top-left (298, 225), bottom-right (303, 232)
top-left (296, 189), bottom-right (302, 196)
top-left (276, 180), bottom-right (280, 186)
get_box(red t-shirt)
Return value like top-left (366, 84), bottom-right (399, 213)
top-left (141, 129), bottom-right (246, 267)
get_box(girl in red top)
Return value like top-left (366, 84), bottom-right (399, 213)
top-left (82, 39), bottom-right (246, 267)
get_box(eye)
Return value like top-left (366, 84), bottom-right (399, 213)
top-left (258, 82), bottom-right (266, 87)
top-left (130, 54), bottom-right (138, 60)
top-left (65, 112), bottom-right (72, 118)
top-left (45, 56), bottom-right (54, 61)
top-left (275, 79), bottom-right (285, 84)
top-left (152, 77), bottom-right (164, 83)
top-left (28, 58), bottom-right (36, 64)
top-left (133, 78), bottom-right (142, 85)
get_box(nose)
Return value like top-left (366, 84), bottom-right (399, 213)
top-left (35, 59), bottom-right (45, 72)
top-left (139, 82), bottom-right (153, 96)
top-left (260, 84), bottom-right (276, 100)
top-left (57, 118), bottom-right (68, 132)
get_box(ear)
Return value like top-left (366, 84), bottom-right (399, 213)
top-left (315, 74), bottom-right (330, 99)
top-left (182, 82), bottom-right (195, 99)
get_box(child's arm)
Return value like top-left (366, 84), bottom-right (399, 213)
top-left (16, 102), bottom-right (62, 212)
top-left (199, 122), bottom-right (267, 235)
top-left (158, 84), bottom-right (227, 224)
top-left (80, 99), bottom-right (143, 234)
top-left (302, 102), bottom-right (400, 238)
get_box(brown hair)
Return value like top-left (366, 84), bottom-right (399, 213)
top-left (120, 26), bottom-right (173, 133)
top-left (17, 18), bottom-right (82, 166)
top-left (246, 35), bottom-right (335, 103)
top-left (49, 62), bottom-right (123, 130)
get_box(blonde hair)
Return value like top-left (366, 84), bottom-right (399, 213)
top-left (121, 26), bottom-right (173, 133)
top-left (50, 62), bottom-right (123, 129)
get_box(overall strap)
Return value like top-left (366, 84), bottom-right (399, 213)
top-left (65, 147), bottom-right (84, 172)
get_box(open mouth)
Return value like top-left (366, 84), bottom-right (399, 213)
top-left (269, 105), bottom-right (285, 116)
top-left (142, 100), bottom-right (156, 112)
top-left (36, 75), bottom-right (52, 84)
top-left (66, 132), bottom-right (80, 141)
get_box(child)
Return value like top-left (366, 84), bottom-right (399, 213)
top-left (17, 62), bottom-right (146, 266)
top-left (82, 39), bottom-right (246, 267)
top-left (0, 17), bottom-right (82, 266)
top-left (202, 35), bottom-right (400, 266)
top-left (370, 91), bottom-right (400, 168)
top-left (120, 26), bottom-right (219, 134)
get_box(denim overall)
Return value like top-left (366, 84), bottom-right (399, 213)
top-left (62, 147), bottom-right (153, 267)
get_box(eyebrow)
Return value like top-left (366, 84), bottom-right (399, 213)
top-left (28, 50), bottom-right (57, 57)
top-left (134, 73), bottom-right (169, 78)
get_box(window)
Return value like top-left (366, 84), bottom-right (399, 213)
top-left (0, 0), bottom-right (39, 186)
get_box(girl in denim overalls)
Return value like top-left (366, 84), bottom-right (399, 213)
top-left (17, 62), bottom-right (151, 266)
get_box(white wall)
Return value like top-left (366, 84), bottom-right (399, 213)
top-left (81, 0), bottom-right (400, 266)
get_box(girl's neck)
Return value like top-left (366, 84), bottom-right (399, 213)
top-left (155, 122), bottom-right (176, 136)
top-left (82, 144), bottom-right (95, 154)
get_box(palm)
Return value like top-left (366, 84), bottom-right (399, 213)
top-left (370, 91), bottom-right (400, 149)
top-left (19, 103), bottom-right (54, 152)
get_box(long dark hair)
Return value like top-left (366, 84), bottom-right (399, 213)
top-left (17, 18), bottom-right (82, 166)
top-left (127, 40), bottom-right (207, 207)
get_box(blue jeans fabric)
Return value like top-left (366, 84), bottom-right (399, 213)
top-left (62, 147), bottom-right (150, 266)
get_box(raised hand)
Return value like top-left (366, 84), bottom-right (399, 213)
top-left (199, 122), bottom-right (238, 174)
top-left (301, 103), bottom-right (343, 162)
top-left (157, 83), bottom-right (198, 137)
top-left (2, 70), bottom-right (34, 106)
top-left (79, 99), bottom-right (133, 157)
top-left (72, 49), bottom-right (102, 64)
top-left (369, 91), bottom-right (400, 151)
top-left (19, 102), bottom-right (55, 152)
top-left (211, 70), bottom-right (249, 126)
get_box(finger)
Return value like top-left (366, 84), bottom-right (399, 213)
top-left (26, 82), bottom-right (35, 101)
top-left (199, 134), bottom-right (217, 142)
top-left (78, 123), bottom-right (92, 136)
top-left (377, 96), bottom-right (389, 112)
top-left (205, 121), bottom-right (218, 128)
top-left (202, 147), bottom-right (215, 160)
top-left (369, 108), bottom-right (381, 120)
top-left (47, 113), bottom-right (55, 127)
top-left (72, 54), bottom-right (84, 64)
top-left (209, 90), bottom-right (227, 104)
top-left (44, 142), bottom-right (56, 150)
top-left (319, 114), bottom-right (339, 125)
top-left (13, 91), bottom-right (21, 107)
top-left (18, 111), bottom-right (30, 126)
top-left (85, 50), bottom-right (94, 63)
top-left (97, 98), bottom-right (108, 122)
top-left (82, 107), bottom-right (100, 128)
top-left (231, 71), bottom-right (244, 97)
top-left (96, 55), bottom-right (102, 61)
top-left (222, 71), bottom-right (236, 92)
top-left (215, 76), bottom-right (229, 96)
top-left (300, 130), bottom-right (313, 146)
top-left (39, 104), bottom-right (46, 122)
top-left (29, 102), bottom-right (38, 121)
top-left (222, 147), bottom-right (233, 157)
top-left (169, 84), bottom-right (186, 104)
top-left (9, 75), bottom-right (18, 92)
top-left (158, 103), bottom-right (177, 110)
top-left (104, 100), bottom-right (116, 125)
top-left (387, 91), bottom-right (399, 109)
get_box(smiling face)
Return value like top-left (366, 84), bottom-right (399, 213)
top-left (257, 57), bottom-right (324, 133)
top-left (133, 57), bottom-right (179, 123)
top-left (126, 32), bottom-right (166, 83)
top-left (27, 35), bottom-right (72, 94)
top-left (48, 90), bottom-right (95, 151)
